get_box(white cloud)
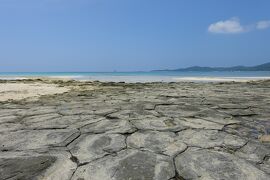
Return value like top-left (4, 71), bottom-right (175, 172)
top-left (208, 18), bottom-right (245, 34)
top-left (208, 18), bottom-right (270, 34)
top-left (256, 20), bottom-right (270, 30)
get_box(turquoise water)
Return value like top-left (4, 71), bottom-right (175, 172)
top-left (1, 71), bottom-right (270, 82)
top-left (1, 71), bottom-right (270, 77)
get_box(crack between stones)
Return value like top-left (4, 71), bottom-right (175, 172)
top-left (257, 154), bottom-right (270, 165)
top-left (65, 129), bottom-right (81, 148)
top-left (171, 147), bottom-right (189, 180)
top-left (78, 119), bottom-right (104, 130)
top-left (65, 129), bottom-right (82, 180)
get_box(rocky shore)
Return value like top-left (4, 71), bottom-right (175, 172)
top-left (0, 79), bottom-right (270, 179)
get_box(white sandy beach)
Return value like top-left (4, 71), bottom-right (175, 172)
top-left (0, 83), bottom-right (69, 101)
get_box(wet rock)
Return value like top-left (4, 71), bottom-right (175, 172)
top-left (175, 148), bottom-right (270, 180)
top-left (72, 149), bottom-right (175, 180)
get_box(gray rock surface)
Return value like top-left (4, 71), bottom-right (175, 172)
top-left (175, 117), bottom-right (224, 130)
top-left (0, 79), bottom-right (270, 179)
top-left (72, 149), bottom-right (175, 180)
top-left (0, 129), bottom-right (80, 151)
top-left (127, 130), bottom-right (187, 156)
top-left (175, 148), bottom-right (269, 180)
top-left (0, 156), bottom-right (56, 180)
top-left (235, 141), bottom-right (270, 163)
top-left (68, 133), bottom-right (126, 164)
top-left (177, 129), bottom-right (247, 149)
top-left (132, 116), bottom-right (186, 132)
top-left (80, 119), bottom-right (136, 134)
top-left (0, 151), bottom-right (76, 180)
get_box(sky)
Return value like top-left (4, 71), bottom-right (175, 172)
top-left (0, 0), bottom-right (270, 72)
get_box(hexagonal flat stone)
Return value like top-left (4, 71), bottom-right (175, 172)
top-left (0, 123), bottom-right (24, 133)
top-left (218, 109), bottom-right (257, 117)
top-left (107, 109), bottom-right (159, 119)
top-left (155, 104), bottom-right (201, 117)
top-left (0, 129), bottom-right (80, 151)
top-left (68, 133), bottom-right (126, 164)
top-left (177, 129), bottom-right (247, 149)
top-left (24, 115), bottom-right (102, 130)
top-left (235, 141), bottom-right (270, 163)
top-left (127, 131), bottom-right (187, 156)
top-left (0, 115), bottom-right (19, 124)
top-left (16, 106), bottom-right (57, 117)
top-left (80, 119), bottom-right (136, 134)
top-left (193, 109), bottom-right (241, 125)
top-left (0, 151), bottom-right (76, 180)
top-left (21, 113), bottom-right (61, 125)
top-left (132, 116), bottom-right (186, 132)
top-left (216, 103), bottom-right (249, 109)
top-left (57, 104), bottom-right (117, 116)
top-left (259, 157), bottom-right (270, 174)
top-left (175, 148), bottom-right (269, 180)
top-left (72, 149), bottom-right (175, 180)
top-left (0, 156), bottom-right (56, 180)
top-left (0, 109), bottom-right (24, 117)
top-left (175, 118), bottom-right (224, 130)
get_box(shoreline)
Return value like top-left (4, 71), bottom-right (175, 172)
top-left (1, 75), bottom-right (270, 82)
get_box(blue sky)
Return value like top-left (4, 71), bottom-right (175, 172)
top-left (0, 0), bottom-right (270, 72)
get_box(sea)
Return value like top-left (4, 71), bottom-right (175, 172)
top-left (1, 71), bottom-right (270, 82)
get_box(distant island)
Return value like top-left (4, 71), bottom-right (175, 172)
top-left (154, 62), bottom-right (270, 72)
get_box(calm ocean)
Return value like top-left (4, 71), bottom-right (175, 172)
top-left (1, 71), bottom-right (270, 82)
